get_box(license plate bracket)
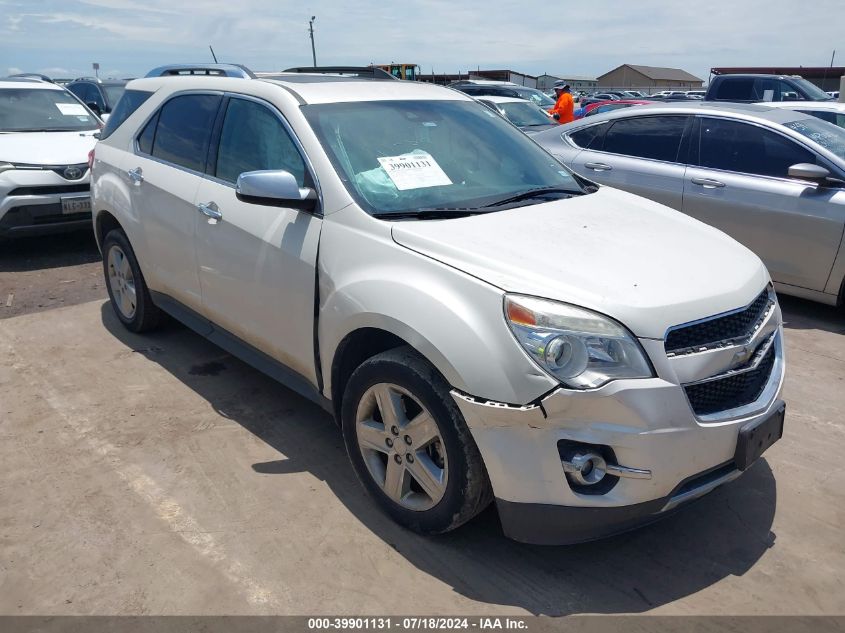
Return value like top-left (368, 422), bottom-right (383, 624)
top-left (61, 196), bottom-right (91, 215)
top-left (734, 401), bottom-right (785, 471)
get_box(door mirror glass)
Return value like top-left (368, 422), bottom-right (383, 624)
top-left (788, 163), bottom-right (830, 182)
top-left (236, 170), bottom-right (318, 211)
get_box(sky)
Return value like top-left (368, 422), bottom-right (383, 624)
top-left (1, 0), bottom-right (842, 83)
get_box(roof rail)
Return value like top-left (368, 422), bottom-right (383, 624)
top-left (283, 66), bottom-right (397, 80)
top-left (145, 63), bottom-right (255, 79)
top-left (73, 76), bottom-right (101, 83)
top-left (8, 73), bottom-right (54, 83)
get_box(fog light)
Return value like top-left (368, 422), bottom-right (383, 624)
top-left (562, 451), bottom-right (607, 486)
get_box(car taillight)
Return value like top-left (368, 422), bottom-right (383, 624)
top-left (88, 149), bottom-right (95, 171)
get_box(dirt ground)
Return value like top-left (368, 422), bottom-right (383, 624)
top-left (0, 235), bottom-right (843, 616)
top-left (0, 231), bottom-right (105, 320)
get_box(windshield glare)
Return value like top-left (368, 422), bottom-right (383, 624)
top-left (793, 78), bottom-right (834, 101)
top-left (303, 100), bottom-right (582, 216)
top-left (498, 101), bottom-right (554, 127)
top-left (0, 88), bottom-right (99, 132)
top-left (785, 118), bottom-right (845, 161)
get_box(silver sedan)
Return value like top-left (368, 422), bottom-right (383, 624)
top-left (533, 102), bottom-right (845, 306)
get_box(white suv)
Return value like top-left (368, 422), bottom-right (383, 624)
top-left (90, 73), bottom-right (786, 544)
top-left (0, 77), bottom-right (100, 239)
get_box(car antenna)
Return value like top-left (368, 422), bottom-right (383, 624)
top-left (209, 46), bottom-right (219, 63)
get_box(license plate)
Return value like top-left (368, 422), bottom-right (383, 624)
top-left (734, 402), bottom-right (785, 471)
top-left (61, 196), bottom-right (91, 215)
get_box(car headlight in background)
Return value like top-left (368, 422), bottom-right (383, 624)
top-left (504, 295), bottom-right (653, 389)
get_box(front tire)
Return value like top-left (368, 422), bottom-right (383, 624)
top-left (342, 346), bottom-right (492, 534)
top-left (102, 229), bottom-right (161, 333)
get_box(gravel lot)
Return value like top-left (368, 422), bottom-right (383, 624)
top-left (0, 234), bottom-right (843, 616)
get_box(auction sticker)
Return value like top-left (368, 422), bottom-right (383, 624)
top-left (56, 103), bottom-right (87, 116)
top-left (377, 152), bottom-right (452, 190)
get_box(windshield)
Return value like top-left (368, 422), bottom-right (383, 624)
top-left (785, 117), bottom-right (845, 160)
top-left (302, 100), bottom-right (583, 216)
top-left (793, 78), bottom-right (834, 101)
top-left (0, 88), bottom-right (99, 132)
top-left (498, 101), bottom-right (554, 127)
top-left (103, 84), bottom-right (126, 107)
top-left (513, 88), bottom-right (555, 108)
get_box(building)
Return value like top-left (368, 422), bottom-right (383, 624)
top-left (537, 74), bottom-right (597, 92)
top-left (597, 64), bottom-right (704, 89)
top-left (710, 67), bottom-right (845, 92)
top-left (418, 69), bottom-right (538, 87)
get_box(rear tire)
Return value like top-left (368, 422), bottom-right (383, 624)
top-left (342, 346), bottom-right (492, 534)
top-left (102, 229), bottom-right (161, 333)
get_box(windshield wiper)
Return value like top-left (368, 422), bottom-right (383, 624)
top-left (374, 208), bottom-right (490, 220)
top-left (482, 186), bottom-right (582, 208)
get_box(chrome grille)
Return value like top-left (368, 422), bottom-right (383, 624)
top-left (665, 289), bottom-right (772, 355)
top-left (685, 342), bottom-right (776, 416)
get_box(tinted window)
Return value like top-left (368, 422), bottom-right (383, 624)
top-left (215, 98), bottom-right (307, 185)
top-left (100, 89), bottom-right (153, 140)
top-left (796, 109), bottom-right (845, 130)
top-left (569, 124), bottom-right (606, 149)
top-left (151, 94), bottom-right (221, 172)
top-left (603, 115), bottom-right (688, 162)
top-left (137, 111), bottom-right (158, 154)
top-left (699, 118), bottom-right (815, 177)
top-left (67, 83), bottom-right (87, 101)
top-left (715, 78), bottom-right (753, 101)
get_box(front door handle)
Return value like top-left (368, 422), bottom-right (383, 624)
top-left (584, 162), bottom-right (612, 171)
top-left (691, 177), bottom-right (726, 189)
top-left (127, 167), bottom-right (144, 184)
top-left (197, 201), bottom-right (223, 223)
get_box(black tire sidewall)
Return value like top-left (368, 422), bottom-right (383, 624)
top-left (102, 229), bottom-right (157, 332)
top-left (341, 348), bottom-right (486, 534)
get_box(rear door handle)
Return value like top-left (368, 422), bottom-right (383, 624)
top-left (127, 167), bottom-right (143, 184)
top-left (691, 177), bottom-right (726, 189)
top-left (197, 201), bottom-right (223, 222)
top-left (584, 162), bottom-right (612, 171)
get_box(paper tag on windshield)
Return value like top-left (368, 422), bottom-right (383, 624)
top-left (377, 152), bottom-right (452, 190)
top-left (56, 103), bottom-right (87, 116)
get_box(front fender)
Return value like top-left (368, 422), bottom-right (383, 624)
top-left (318, 216), bottom-right (557, 405)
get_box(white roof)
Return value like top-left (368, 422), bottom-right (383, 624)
top-left (755, 101), bottom-right (845, 114)
top-left (126, 74), bottom-right (473, 105)
top-left (0, 79), bottom-right (64, 90)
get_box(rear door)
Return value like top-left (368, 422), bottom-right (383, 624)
top-left (128, 92), bottom-right (222, 310)
top-left (682, 116), bottom-right (845, 291)
top-left (193, 95), bottom-right (323, 384)
top-left (569, 114), bottom-right (690, 209)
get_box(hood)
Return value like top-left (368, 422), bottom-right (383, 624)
top-left (391, 187), bottom-right (769, 339)
top-left (0, 131), bottom-right (98, 165)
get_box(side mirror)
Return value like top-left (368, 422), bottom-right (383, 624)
top-left (788, 163), bottom-right (830, 183)
top-left (86, 101), bottom-right (102, 116)
top-left (236, 170), bottom-right (318, 212)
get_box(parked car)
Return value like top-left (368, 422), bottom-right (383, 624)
top-left (580, 94), bottom-right (620, 108)
top-left (759, 101), bottom-right (845, 129)
top-left (686, 90), bottom-right (706, 98)
top-left (626, 90), bottom-right (646, 98)
top-left (581, 99), bottom-right (653, 118)
top-left (603, 90), bottom-right (639, 100)
top-left (827, 91), bottom-right (840, 100)
top-left (451, 82), bottom-right (555, 109)
top-left (476, 96), bottom-right (558, 134)
top-left (91, 73), bottom-right (785, 545)
top-left (0, 77), bottom-right (100, 239)
top-left (66, 78), bottom-right (128, 119)
top-left (534, 102), bottom-right (845, 306)
top-left (705, 74), bottom-right (833, 103)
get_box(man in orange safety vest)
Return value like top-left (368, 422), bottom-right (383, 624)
top-left (549, 82), bottom-right (574, 124)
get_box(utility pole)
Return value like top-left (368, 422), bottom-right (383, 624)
top-left (309, 16), bottom-right (317, 67)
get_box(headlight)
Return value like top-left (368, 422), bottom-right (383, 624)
top-left (504, 295), bottom-right (653, 389)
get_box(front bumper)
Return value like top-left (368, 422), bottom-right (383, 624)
top-left (0, 169), bottom-right (91, 238)
top-left (452, 327), bottom-right (785, 544)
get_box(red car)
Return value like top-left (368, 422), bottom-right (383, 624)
top-left (575, 99), bottom-right (653, 120)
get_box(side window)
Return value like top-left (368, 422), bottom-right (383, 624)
top-left (214, 98), bottom-right (307, 186)
top-left (67, 83), bottom-right (87, 101)
top-left (568, 124), bottom-right (606, 149)
top-left (90, 85), bottom-right (106, 110)
top-left (137, 111), bottom-right (159, 155)
top-left (715, 78), bottom-right (753, 101)
top-left (698, 118), bottom-right (815, 178)
top-left (100, 89), bottom-right (153, 140)
top-left (151, 94), bottom-right (221, 172)
top-left (602, 115), bottom-right (688, 162)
